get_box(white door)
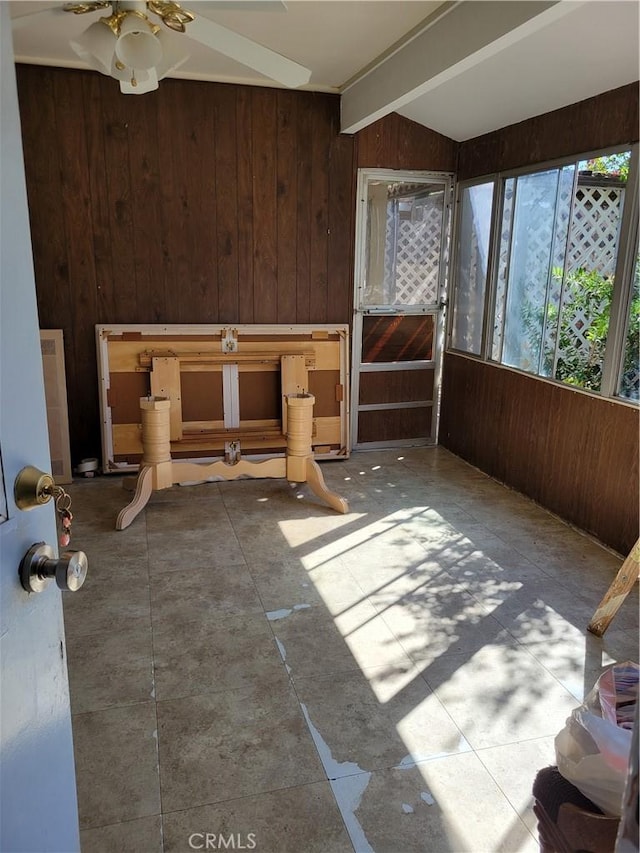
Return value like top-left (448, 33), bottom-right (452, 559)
top-left (352, 169), bottom-right (453, 448)
top-left (0, 8), bottom-right (80, 851)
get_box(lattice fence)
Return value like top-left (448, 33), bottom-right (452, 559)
top-left (556, 182), bottom-right (625, 375)
top-left (493, 175), bottom-right (626, 379)
top-left (568, 185), bottom-right (624, 276)
top-left (383, 195), bottom-right (443, 305)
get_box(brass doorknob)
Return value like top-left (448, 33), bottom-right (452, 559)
top-left (19, 543), bottom-right (88, 594)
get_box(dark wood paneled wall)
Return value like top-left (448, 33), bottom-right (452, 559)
top-left (356, 112), bottom-right (457, 171)
top-left (442, 83), bottom-right (640, 554)
top-left (440, 355), bottom-right (639, 555)
top-left (458, 82), bottom-right (639, 180)
top-left (16, 66), bottom-right (357, 460)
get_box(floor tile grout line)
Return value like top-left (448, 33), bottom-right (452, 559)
top-left (473, 744), bottom-right (544, 847)
top-left (256, 585), bottom-right (360, 852)
top-left (139, 503), bottom-right (167, 853)
top-left (78, 812), bottom-right (162, 836)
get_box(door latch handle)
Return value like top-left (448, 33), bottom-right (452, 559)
top-left (19, 543), bottom-right (88, 594)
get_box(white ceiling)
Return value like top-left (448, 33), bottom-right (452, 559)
top-left (9, 0), bottom-right (640, 142)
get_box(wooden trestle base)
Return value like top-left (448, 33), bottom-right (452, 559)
top-left (115, 395), bottom-right (348, 531)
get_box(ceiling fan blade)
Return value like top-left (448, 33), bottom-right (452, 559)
top-left (10, 3), bottom-right (71, 31)
top-left (195, 2), bottom-right (287, 10)
top-left (185, 15), bottom-right (310, 88)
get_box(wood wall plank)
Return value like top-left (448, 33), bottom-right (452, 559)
top-left (215, 85), bottom-right (239, 323)
top-left (127, 87), bottom-right (164, 323)
top-left (82, 74), bottom-right (116, 322)
top-left (18, 69), bottom-right (70, 348)
top-left (309, 95), bottom-right (332, 323)
top-left (295, 96), bottom-right (313, 323)
top-left (276, 90), bottom-right (298, 323)
top-left (439, 354), bottom-right (639, 555)
top-left (53, 71), bottom-right (101, 460)
top-left (328, 116), bottom-right (356, 323)
top-left (236, 86), bottom-right (255, 324)
top-left (252, 88), bottom-right (278, 323)
top-left (100, 79), bottom-right (138, 323)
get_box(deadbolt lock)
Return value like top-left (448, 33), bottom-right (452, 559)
top-left (19, 543), bottom-right (88, 594)
top-left (14, 466), bottom-right (56, 510)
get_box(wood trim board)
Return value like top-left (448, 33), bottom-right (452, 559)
top-left (96, 324), bottom-right (350, 472)
top-left (40, 329), bottom-right (73, 483)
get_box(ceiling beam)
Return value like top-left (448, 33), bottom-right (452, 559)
top-left (340, 0), bottom-right (584, 135)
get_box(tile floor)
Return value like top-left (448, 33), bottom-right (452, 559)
top-left (63, 447), bottom-right (639, 853)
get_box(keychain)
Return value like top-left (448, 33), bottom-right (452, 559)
top-left (44, 485), bottom-right (74, 548)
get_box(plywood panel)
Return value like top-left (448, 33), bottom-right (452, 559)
top-left (362, 315), bottom-right (434, 363)
top-left (359, 369), bottom-right (434, 405)
top-left (314, 416), bottom-right (342, 445)
top-left (181, 372), bottom-right (224, 422)
top-left (109, 373), bottom-right (150, 423)
top-left (308, 371), bottom-right (341, 417)
top-left (439, 352), bottom-right (640, 555)
top-left (358, 407), bottom-right (432, 443)
top-left (150, 357), bottom-right (183, 440)
top-left (239, 371), bottom-right (281, 420)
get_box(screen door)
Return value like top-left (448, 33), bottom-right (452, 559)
top-left (351, 169), bottom-right (453, 448)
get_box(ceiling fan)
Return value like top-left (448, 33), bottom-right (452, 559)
top-left (18, 0), bottom-right (311, 94)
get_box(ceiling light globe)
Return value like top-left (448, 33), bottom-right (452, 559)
top-left (115, 14), bottom-right (162, 71)
top-left (69, 19), bottom-right (117, 76)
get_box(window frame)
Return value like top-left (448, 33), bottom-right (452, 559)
top-left (447, 142), bottom-right (639, 404)
top-left (448, 176), bottom-right (501, 359)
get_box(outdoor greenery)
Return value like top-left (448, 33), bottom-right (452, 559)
top-left (521, 261), bottom-right (640, 394)
top-left (585, 151), bottom-right (631, 181)
top-left (519, 151), bottom-right (638, 396)
top-left (551, 266), bottom-right (613, 391)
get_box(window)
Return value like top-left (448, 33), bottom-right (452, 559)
top-left (450, 181), bottom-right (494, 355)
top-left (618, 243), bottom-right (640, 401)
top-left (364, 180), bottom-right (445, 307)
top-left (449, 146), bottom-right (638, 403)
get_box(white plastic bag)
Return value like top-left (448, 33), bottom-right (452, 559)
top-left (555, 661), bottom-right (639, 816)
